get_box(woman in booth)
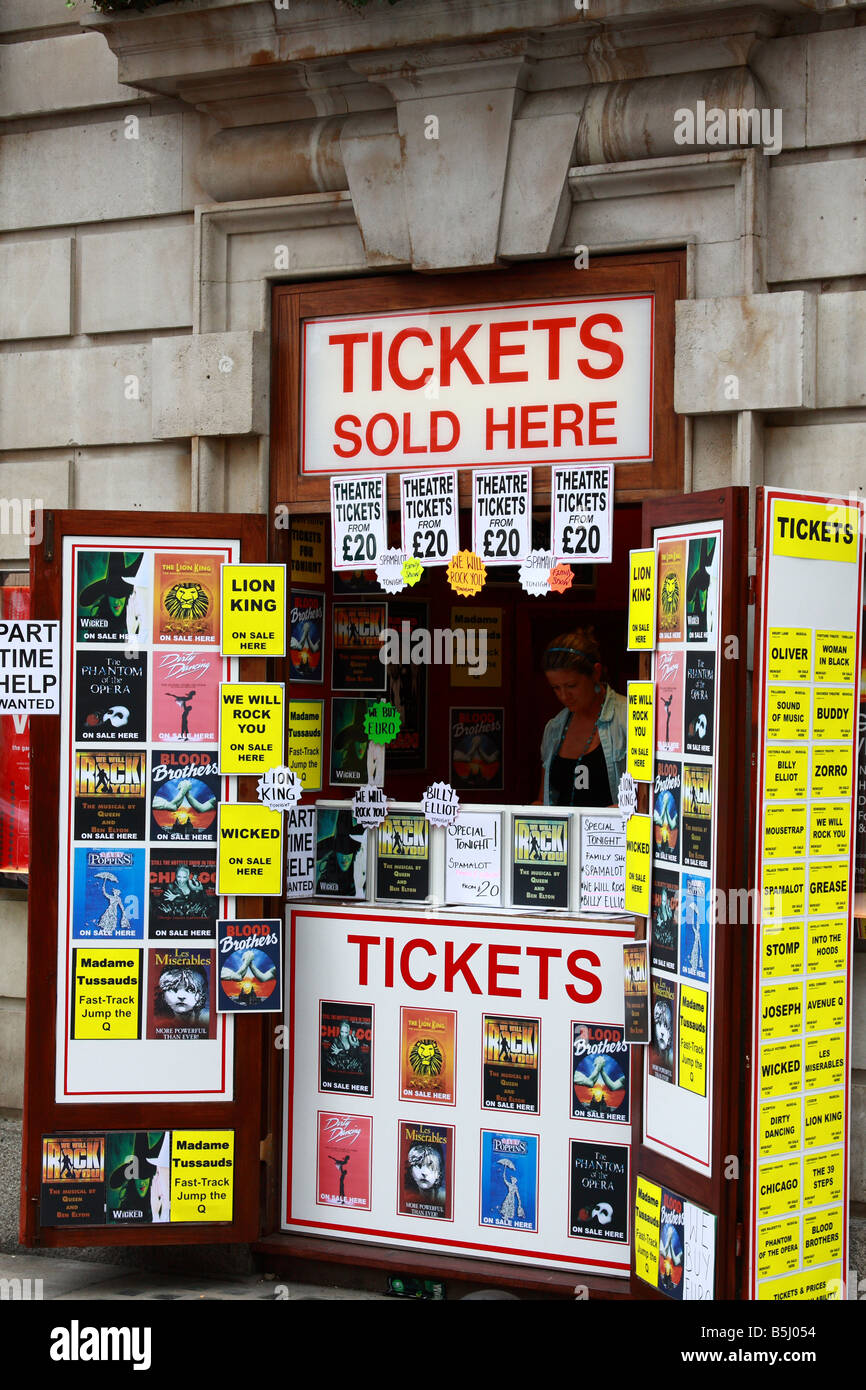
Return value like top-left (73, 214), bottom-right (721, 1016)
top-left (537, 628), bottom-right (627, 807)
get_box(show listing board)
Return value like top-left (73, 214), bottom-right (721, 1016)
top-left (748, 491), bottom-right (864, 1302)
top-left (283, 908), bottom-right (635, 1275)
top-left (56, 539), bottom-right (240, 1103)
top-left (642, 523), bottom-right (723, 1177)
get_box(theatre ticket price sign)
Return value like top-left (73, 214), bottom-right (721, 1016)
top-left (551, 465), bottom-right (613, 564)
top-left (748, 488), bottom-right (864, 1301)
top-left (331, 474), bottom-right (387, 571)
top-left (472, 467), bottom-right (532, 566)
top-left (400, 469), bottom-right (459, 566)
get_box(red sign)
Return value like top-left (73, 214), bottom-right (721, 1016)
top-left (0, 587), bottom-right (30, 872)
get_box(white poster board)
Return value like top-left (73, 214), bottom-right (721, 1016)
top-left (579, 813), bottom-right (626, 915)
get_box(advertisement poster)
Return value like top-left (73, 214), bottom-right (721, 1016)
top-left (40, 1136), bottom-right (107, 1228)
top-left (400, 1007), bottom-right (456, 1104)
top-left (551, 465), bottom-right (613, 564)
top-left (385, 602), bottom-right (428, 770)
top-left (654, 649), bottom-right (683, 756)
top-left (76, 550), bottom-right (147, 645)
top-left (71, 847), bottom-right (145, 941)
top-left (400, 469), bottom-right (459, 566)
top-left (75, 652), bottom-right (148, 742)
top-left (682, 763), bottom-right (713, 869)
top-left (659, 1187), bottom-right (686, 1298)
top-left (571, 1021), bottom-right (630, 1123)
top-left (375, 812), bottom-right (429, 903)
top-left (106, 1131), bottom-right (171, 1225)
top-left (680, 874), bottom-right (711, 983)
top-left (481, 1014), bottom-right (540, 1113)
top-left (289, 591), bottom-right (324, 683)
top-left (657, 537), bottom-right (686, 644)
top-left (315, 809), bottom-right (367, 899)
top-left (684, 652), bottom-right (716, 757)
top-left (151, 650), bottom-right (221, 744)
top-left (650, 866), bottom-right (679, 974)
top-left (652, 760), bottom-right (681, 865)
top-left (146, 948), bottom-right (216, 1040)
top-left (568, 1140), bottom-right (629, 1243)
top-left (472, 467), bottom-right (532, 566)
top-left (650, 974), bottom-right (678, 1084)
top-left (216, 918), bottom-right (281, 1013)
top-left (623, 941), bottom-right (649, 1042)
top-left (0, 587), bottom-right (29, 872)
top-left (329, 698), bottom-right (377, 787)
top-left (449, 606), bottom-right (503, 688)
top-left (316, 1112), bottom-right (372, 1211)
top-left (153, 553), bottom-right (220, 646)
top-left (450, 707), bottom-right (504, 791)
top-left (150, 750), bottom-right (219, 842)
top-left (287, 700), bottom-right (323, 791)
top-left (220, 562), bottom-right (286, 658)
top-left (319, 1001), bottom-right (374, 1096)
top-left (331, 475), bottom-right (387, 572)
top-left (290, 517), bottom-right (326, 585)
top-left (511, 815), bottom-right (569, 910)
top-left (444, 810), bottom-right (502, 907)
top-left (285, 804), bottom-right (317, 898)
top-left (148, 849), bottom-right (218, 938)
top-left (73, 751), bottom-right (146, 842)
top-left (479, 1131), bottom-right (539, 1233)
top-left (686, 537), bottom-right (718, 644)
top-left (579, 813), bottom-right (626, 915)
top-left (332, 601), bottom-right (387, 692)
top-left (397, 1120), bottom-right (454, 1221)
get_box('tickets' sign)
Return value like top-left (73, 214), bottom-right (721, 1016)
top-left (302, 296), bottom-right (654, 474)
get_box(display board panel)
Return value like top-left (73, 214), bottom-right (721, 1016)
top-left (283, 906), bottom-right (635, 1275)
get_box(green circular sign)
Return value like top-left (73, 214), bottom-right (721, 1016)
top-left (364, 700), bottom-right (402, 745)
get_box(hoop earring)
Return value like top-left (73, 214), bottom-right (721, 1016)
top-left (594, 683), bottom-right (602, 693)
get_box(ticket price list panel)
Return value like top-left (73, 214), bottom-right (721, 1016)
top-left (644, 522), bottom-right (722, 1176)
top-left (749, 490), bottom-right (864, 1300)
top-left (283, 909), bottom-right (636, 1274)
top-left (56, 538), bottom-right (240, 1103)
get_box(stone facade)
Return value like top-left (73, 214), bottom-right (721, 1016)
top-left (1, 0), bottom-right (865, 1242)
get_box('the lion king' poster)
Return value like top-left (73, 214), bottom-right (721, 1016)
top-left (154, 553), bottom-right (220, 645)
top-left (399, 1007), bottom-right (456, 1105)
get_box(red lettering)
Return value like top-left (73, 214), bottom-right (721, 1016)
top-left (440, 323), bottom-right (483, 387)
top-left (430, 410), bottom-right (459, 452)
top-left (588, 400), bottom-right (617, 446)
top-left (525, 946), bottom-right (562, 1000)
top-left (388, 328), bottom-right (434, 390)
top-left (487, 944), bottom-right (522, 998)
top-left (328, 332), bottom-right (367, 391)
top-left (553, 402), bottom-right (583, 446)
top-left (532, 316), bottom-right (576, 380)
top-left (365, 412), bottom-right (399, 456)
top-left (402, 411), bottom-right (426, 454)
top-left (400, 939), bottom-right (436, 990)
top-left (565, 949), bottom-right (602, 1004)
top-left (577, 314), bottom-right (624, 379)
top-left (489, 320), bottom-right (528, 384)
top-left (333, 414), bottom-right (362, 458)
top-left (371, 331), bottom-right (383, 392)
top-left (485, 406), bottom-right (516, 451)
top-left (347, 934), bottom-right (379, 987)
top-left (385, 935), bottom-right (394, 989)
top-left (520, 404), bottom-right (547, 449)
top-left (443, 939), bottom-right (483, 994)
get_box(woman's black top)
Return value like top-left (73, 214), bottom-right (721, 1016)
top-left (549, 744), bottom-right (612, 807)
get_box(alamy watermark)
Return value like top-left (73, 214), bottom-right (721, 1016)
top-left (379, 620), bottom-right (488, 678)
top-left (674, 101), bottom-right (783, 157)
top-left (0, 498), bottom-right (43, 546)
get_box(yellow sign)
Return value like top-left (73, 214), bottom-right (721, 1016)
top-left (766, 687), bottom-right (809, 741)
top-left (450, 607), bottom-right (502, 687)
top-left (807, 862), bottom-right (848, 917)
top-left (217, 802), bottom-right (284, 896)
top-left (220, 563), bottom-right (286, 657)
top-left (756, 1216), bottom-right (800, 1279)
top-left (446, 549), bottom-right (486, 597)
top-left (764, 746), bottom-right (808, 801)
top-left (627, 549), bottom-right (656, 651)
top-left (761, 920), bottom-right (804, 978)
top-left (627, 681), bottom-right (654, 781)
top-left (803, 1149), bottom-right (843, 1209)
top-left (803, 1089), bottom-right (844, 1148)
top-left (804, 1030), bottom-right (844, 1090)
top-left (763, 803), bottom-right (807, 860)
top-left (767, 628), bottom-right (811, 682)
top-left (805, 974), bottom-right (846, 1033)
top-left (757, 1156), bottom-right (801, 1218)
top-left (759, 1038), bottom-right (802, 1098)
top-left (758, 1097), bottom-right (801, 1157)
top-left (761, 862), bottom-right (805, 920)
top-left (70, 949), bottom-right (141, 1040)
top-left (812, 687), bottom-right (854, 742)
top-left (290, 517), bottom-right (325, 584)
top-left (678, 985), bottom-right (707, 1096)
top-left (634, 1176), bottom-right (662, 1288)
top-left (170, 1131), bottom-right (234, 1223)
top-left (771, 498), bottom-right (859, 562)
top-left (809, 802), bottom-right (850, 858)
top-left (758, 1262), bottom-right (843, 1301)
top-left (814, 630), bottom-right (855, 685)
top-left (810, 745), bottom-right (852, 799)
top-left (802, 1206), bottom-right (843, 1269)
top-left (219, 682), bottom-right (284, 775)
top-left (624, 814), bottom-right (652, 916)
top-left (807, 918), bottom-right (846, 975)
top-left (287, 699), bottom-right (323, 791)
top-left (760, 981), bottom-right (803, 1042)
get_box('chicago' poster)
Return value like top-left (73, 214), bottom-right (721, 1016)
top-left (148, 850), bottom-right (218, 938)
top-left (319, 1001), bottom-right (374, 1096)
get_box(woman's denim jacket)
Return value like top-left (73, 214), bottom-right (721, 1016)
top-left (539, 686), bottom-right (628, 805)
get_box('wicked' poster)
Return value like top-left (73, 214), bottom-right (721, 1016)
top-left (686, 537), bottom-right (718, 644)
top-left (76, 550), bottom-right (147, 645)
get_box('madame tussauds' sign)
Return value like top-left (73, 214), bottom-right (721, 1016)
top-left (302, 296), bottom-right (654, 474)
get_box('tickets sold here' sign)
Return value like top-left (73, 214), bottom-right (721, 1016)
top-left (301, 295), bottom-right (654, 474)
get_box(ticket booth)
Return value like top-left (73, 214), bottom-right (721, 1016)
top-left (19, 253), bottom-right (863, 1302)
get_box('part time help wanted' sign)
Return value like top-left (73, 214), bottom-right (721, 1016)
top-left (0, 618), bottom-right (59, 713)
